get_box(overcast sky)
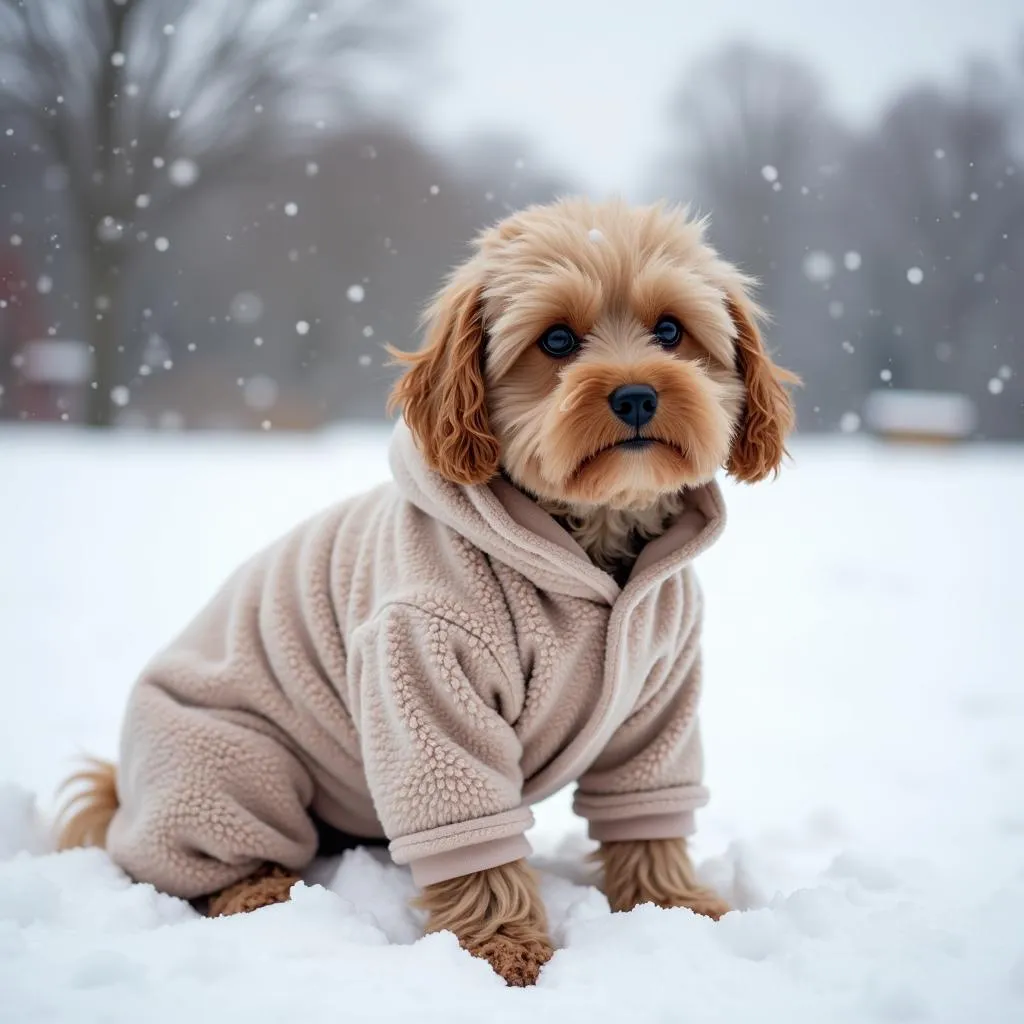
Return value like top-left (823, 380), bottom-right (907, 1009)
top-left (422, 0), bottom-right (1023, 196)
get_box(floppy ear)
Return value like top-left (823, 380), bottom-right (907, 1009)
top-left (387, 267), bottom-right (500, 486)
top-left (725, 295), bottom-right (800, 483)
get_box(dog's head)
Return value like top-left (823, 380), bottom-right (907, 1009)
top-left (389, 198), bottom-right (797, 510)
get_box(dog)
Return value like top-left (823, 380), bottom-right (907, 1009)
top-left (58, 197), bottom-right (796, 987)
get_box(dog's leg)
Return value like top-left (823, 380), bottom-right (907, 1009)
top-left (207, 864), bottom-right (301, 917)
top-left (416, 858), bottom-right (554, 986)
top-left (597, 837), bottom-right (730, 919)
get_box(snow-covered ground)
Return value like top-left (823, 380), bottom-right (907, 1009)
top-left (1, 426), bottom-right (1022, 1023)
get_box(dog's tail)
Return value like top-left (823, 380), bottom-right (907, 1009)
top-left (55, 757), bottom-right (119, 852)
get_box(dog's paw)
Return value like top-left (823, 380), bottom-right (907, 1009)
top-left (207, 864), bottom-right (299, 917)
top-left (659, 888), bottom-right (731, 921)
top-left (465, 934), bottom-right (554, 987)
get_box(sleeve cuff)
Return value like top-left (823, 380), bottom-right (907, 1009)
top-left (587, 810), bottom-right (696, 843)
top-left (573, 784), bottom-right (709, 829)
top-left (388, 807), bottom-right (534, 886)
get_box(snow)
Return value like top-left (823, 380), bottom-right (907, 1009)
top-left (347, 284), bottom-right (366, 303)
top-left (154, 237), bottom-right (170, 252)
top-left (761, 164), bottom-right (779, 183)
top-left (907, 266), bottom-right (924, 284)
top-left (1, 430), bottom-right (1022, 1022)
top-left (168, 159), bottom-right (199, 188)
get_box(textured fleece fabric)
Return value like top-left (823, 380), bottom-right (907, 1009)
top-left (106, 421), bottom-right (726, 898)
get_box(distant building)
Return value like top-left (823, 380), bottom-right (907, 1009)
top-left (862, 389), bottom-right (977, 444)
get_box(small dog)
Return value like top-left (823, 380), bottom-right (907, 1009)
top-left (58, 198), bottom-right (795, 987)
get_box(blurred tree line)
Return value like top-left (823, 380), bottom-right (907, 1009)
top-left (0, 1), bottom-right (1021, 438)
top-left (656, 43), bottom-right (1024, 438)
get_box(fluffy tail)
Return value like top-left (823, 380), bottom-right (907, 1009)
top-left (55, 758), bottom-right (119, 851)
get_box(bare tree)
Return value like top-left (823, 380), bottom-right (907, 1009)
top-left (655, 44), bottom-right (854, 428)
top-left (0, 0), bottom-right (428, 425)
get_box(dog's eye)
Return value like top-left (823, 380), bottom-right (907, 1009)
top-left (652, 316), bottom-right (684, 348)
top-left (538, 324), bottom-right (580, 358)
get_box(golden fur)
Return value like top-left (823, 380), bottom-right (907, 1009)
top-left (389, 197), bottom-right (796, 570)
top-left (58, 198), bottom-right (792, 986)
top-left (55, 757), bottom-right (118, 852)
top-left (596, 837), bottom-right (731, 919)
top-left (417, 858), bottom-right (553, 986)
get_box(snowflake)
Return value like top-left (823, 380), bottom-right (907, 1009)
top-left (168, 159), bottom-right (198, 187)
top-left (761, 165), bottom-right (778, 183)
top-left (906, 267), bottom-right (924, 285)
top-left (843, 251), bottom-right (861, 271)
top-left (154, 237), bottom-right (170, 252)
top-left (839, 411), bottom-right (861, 433)
top-left (987, 378), bottom-right (1004, 395)
top-left (346, 284), bottom-right (365, 303)
top-left (36, 275), bottom-right (53, 294)
top-left (802, 251), bottom-right (835, 282)
top-left (111, 386), bottom-right (130, 407)
top-left (296, 321), bottom-right (310, 335)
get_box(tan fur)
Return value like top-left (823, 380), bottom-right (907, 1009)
top-left (388, 197), bottom-right (796, 569)
top-left (55, 758), bottom-right (119, 852)
top-left (207, 864), bottom-right (300, 917)
top-left (416, 858), bottom-right (554, 986)
top-left (597, 838), bottom-right (731, 920)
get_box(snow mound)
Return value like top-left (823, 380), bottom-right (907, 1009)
top-left (1, 784), bottom-right (1021, 1023)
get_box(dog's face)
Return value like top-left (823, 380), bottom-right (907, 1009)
top-left (390, 199), bottom-right (796, 510)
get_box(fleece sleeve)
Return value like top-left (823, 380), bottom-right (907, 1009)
top-left (572, 626), bottom-right (709, 843)
top-left (356, 601), bottom-right (533, 886)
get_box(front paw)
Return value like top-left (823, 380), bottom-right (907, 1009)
top-left (656, 888), bottom-right (731, 920)
top-left (464, 933), bottom-right (554, 987)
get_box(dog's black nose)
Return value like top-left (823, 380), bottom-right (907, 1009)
top-left (609, 383), bottom-right (658, 429)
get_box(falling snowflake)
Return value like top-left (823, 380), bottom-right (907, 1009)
top-left (841, 340), bottom-right (855, 354)
top-left (96, 218), bottom-right (123, 242)
top-left (828, 301), bottom-right (844, 320)
top-left (761, 165), bottom-right (779, 183)
top-left (154, 237), bottom-right (170, 252)
top-left (843, 251), bottom-right (862, 271)
top-left (906, 267), bottom-right (924, 285)
top-left (997, 365), bottom-right (1012, 380)
top-left (261, 420), bottom-right (272, 431)
top-left (429, 185), bottom-right (440, 196)
top-left (880, 369), bottom-right (893, 382)
top-left (362, 326), bottom-right (374, 338)
top-left (839, 411), bottom-right (861, 433)
top-left (284, 202), bottom-right (298, 216)
top-left (36, 275), bottom-right (53, 294)
top-left (588, 228), bottom-right (605, 244)
top-left (296, 321), bottom-right (310, 335)
top-left (305, 162), bottom-right (319, 177)
top-left (358, 354), bottom-right (372, 367)
top-left (168, 159), bottom-right (199, 187)
top-left (111, 386), bottom-right (130, 407)
top-left (230, 292), bottom-right (263, 323)
top-left (987, 378), bottom-right (1004, 395)
top-left (163, 23), bottom-right (175, 35)
top-left (135, 194), bottom-right (151, 208)
top-left (9, 234), bottom-right (22, 246)
top-left (254, 337), bottom-right (264, 347)
top-left (346, 284), bottom-right (365, 303)
top-left (802, 251), bottom-right (835, 282)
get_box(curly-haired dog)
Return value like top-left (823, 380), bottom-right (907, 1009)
top-left (58, 198), bottom-right (796, 986)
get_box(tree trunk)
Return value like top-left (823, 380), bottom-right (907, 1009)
top-left (84, 244), bottom-right (123, 428)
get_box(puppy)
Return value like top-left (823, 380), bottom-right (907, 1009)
top-left (58, 198), bottom-right (795, 987)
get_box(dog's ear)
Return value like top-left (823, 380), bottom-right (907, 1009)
top-left (725, 293), bottom-right (800, 483)
top-left (387, 267), bottom-right (500, 486)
